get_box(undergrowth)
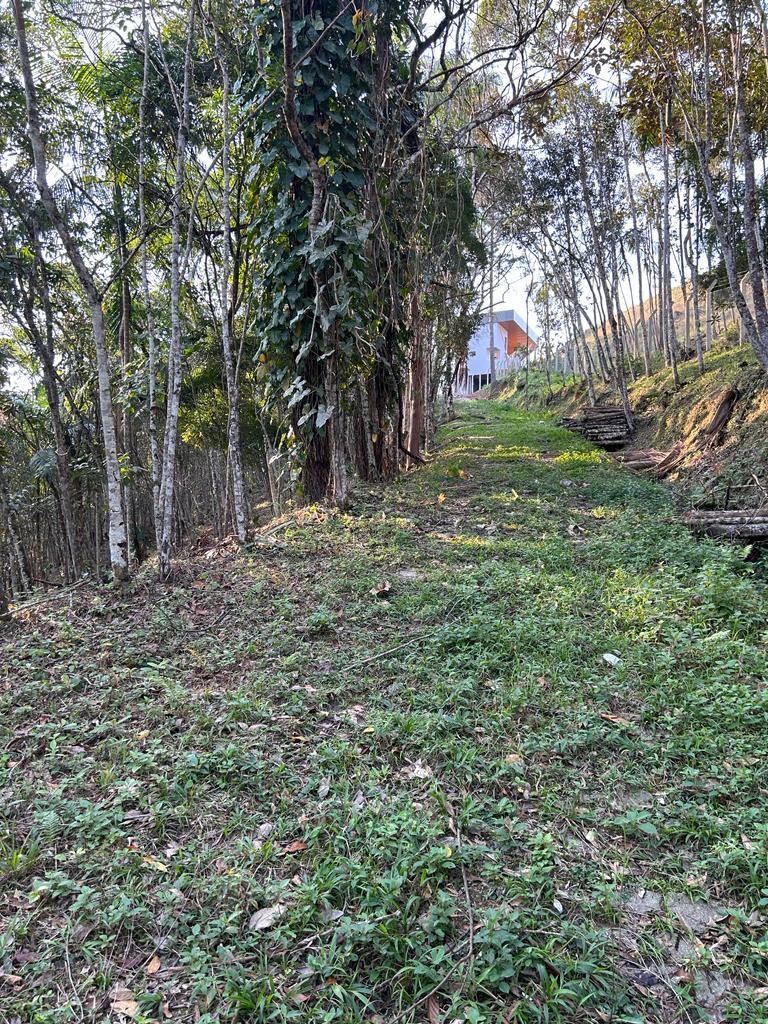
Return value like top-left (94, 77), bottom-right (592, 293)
top-left (1, 403), bottom-right (767, 1022)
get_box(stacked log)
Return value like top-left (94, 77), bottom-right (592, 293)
top-left (561, 406), bottom-right (632, 449)
top-left (684, 508), bottom-right (768, 541)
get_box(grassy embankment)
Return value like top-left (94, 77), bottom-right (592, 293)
top-left (501, 344), bottom-right (768, 507)
top-left (2, 402), bottom-right (768, 1023)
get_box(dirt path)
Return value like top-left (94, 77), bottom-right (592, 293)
top-left (2, 403), bottom-right (767, 1023)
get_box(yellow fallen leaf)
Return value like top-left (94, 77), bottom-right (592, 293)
top-left (142, 855), bottom-right (168, 872)
top-left (437, 492), bottom-right (446, 505)
top-left (146, 954), bottom-right (161, 975)
top-left (136, 730), bottom-right (150, 741)
top-left (445, 846), bottom-right (452, 858)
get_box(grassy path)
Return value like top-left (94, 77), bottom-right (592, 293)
top-left (2, 403), bottom-right (768, 1023)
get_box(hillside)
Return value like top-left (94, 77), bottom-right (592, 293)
top-left (3, 404), bottom-right (768, 1022)
top-left (502, 345), bottom-right (768, 509)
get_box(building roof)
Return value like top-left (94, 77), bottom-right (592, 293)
top-left (483, 308), bottom-right (538, 342)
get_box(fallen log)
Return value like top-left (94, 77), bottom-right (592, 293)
top-left (701, 387), bottom-right (740, 440)
top-left (684, 509), bottom-right (768, 523)
top-left (683, 507), bottom-right (768, 541)
top-left (654, 442), bottom-right (685, 476)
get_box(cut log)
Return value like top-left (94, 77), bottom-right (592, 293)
top-left (562, 404), bottom-right (633, 450)
top-left (684, 509), bottom-right (768, 523)
top-left (683, 507), bottom-right (768, 541)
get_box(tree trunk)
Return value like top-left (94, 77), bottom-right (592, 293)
top-left (620, 102), bottom-right (652, 375)
top-left (159, 2), bottom-right (195, 579)
top-left (659, 103), bottom-right (680, 386)
top-left (405, 290), bottom-right (426, 468)
top-left (12, 0), bottom-right (129, 580)
top-left (576, 134), bottom-right (633, 428)
top-left (216, 36), bottom-right (248, 541)
top-left (734, 46), bottom-right (768, 357)
top-left (139, 0), bottom-right (161, 550)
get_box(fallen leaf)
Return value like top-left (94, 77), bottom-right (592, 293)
top-left (0, 972), bottom-right (23, 985)
top-left (318, 777), bottom-right (331, 800)
top-left (427, 993), bottom-right (440, 1023)
top-left (110, 986), bottom-right (140, 1018)
top-left (146, 954), bottom-right (161, 975)
top-left (283, 840), bottom-right (308, 854)
top-left (249, 904), bottom-right (287, 931)
top-left (142, 855), bottom-right (168, 872)
top-left (599, 712), bottom-right (630, 726)
top-left (505, 753), bottom-right (524, 765)
top-left (437, 492), bottom-right (446, 505)
top-left (321, 907), bottom-right (344, 922)
top-left (602, 652), bottom-right (621, 667)
top-left (369, 580), bottom-right (391, 598)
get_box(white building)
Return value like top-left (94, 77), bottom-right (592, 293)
top-left (454, 308), bottom-right (538, 397)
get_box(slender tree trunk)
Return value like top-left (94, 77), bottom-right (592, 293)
top-left (706, 282), bottom-right (716, 350)
top-left (659, 103), bottom-right (680, 386)
top-left (692, 0), bottom-right (768, 364)
top-left (683, 172), bottom-right (705, 372)
top-left (620, 104), bottom-right (652, 375)
top-left (405, 289), bottom-right (425, 467)
top-left (21, 222), bottom-right (80, 579)
top-left (12, 0), bottom-right (129, 580)
top-left (216, 32), bottom-right (248, 541)
top-left (733, 41), bottom-right (768, 352)
top-left (0, 467), bottom-right (32, 594)
top-left (114, 183), bottom-right (136, 566)
top-left (159, 3), bottom-right (195, 579)
top-left (576, 135), bottom-right (633, 427)
top-left (139, 0), bottom-right (161, 550)
top-left (488, 220), bottom-right (496, 383)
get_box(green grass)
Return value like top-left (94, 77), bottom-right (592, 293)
top-left (2, 402), bottom-right (768, 1023)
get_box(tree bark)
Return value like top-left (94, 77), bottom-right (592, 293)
top-left (12, 0), bottom-right (129, 580)
top-left (216, 26), bottom-right (248, 541)
top-left (281, 0), bottom-right (348, 506)
top-left (159, 2), bottom-right (195, 579)
top-left (139, 0), bottom-right (161, 550)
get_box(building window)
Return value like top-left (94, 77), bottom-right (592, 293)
top-left (471, 374), bottom-right (490, 392)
